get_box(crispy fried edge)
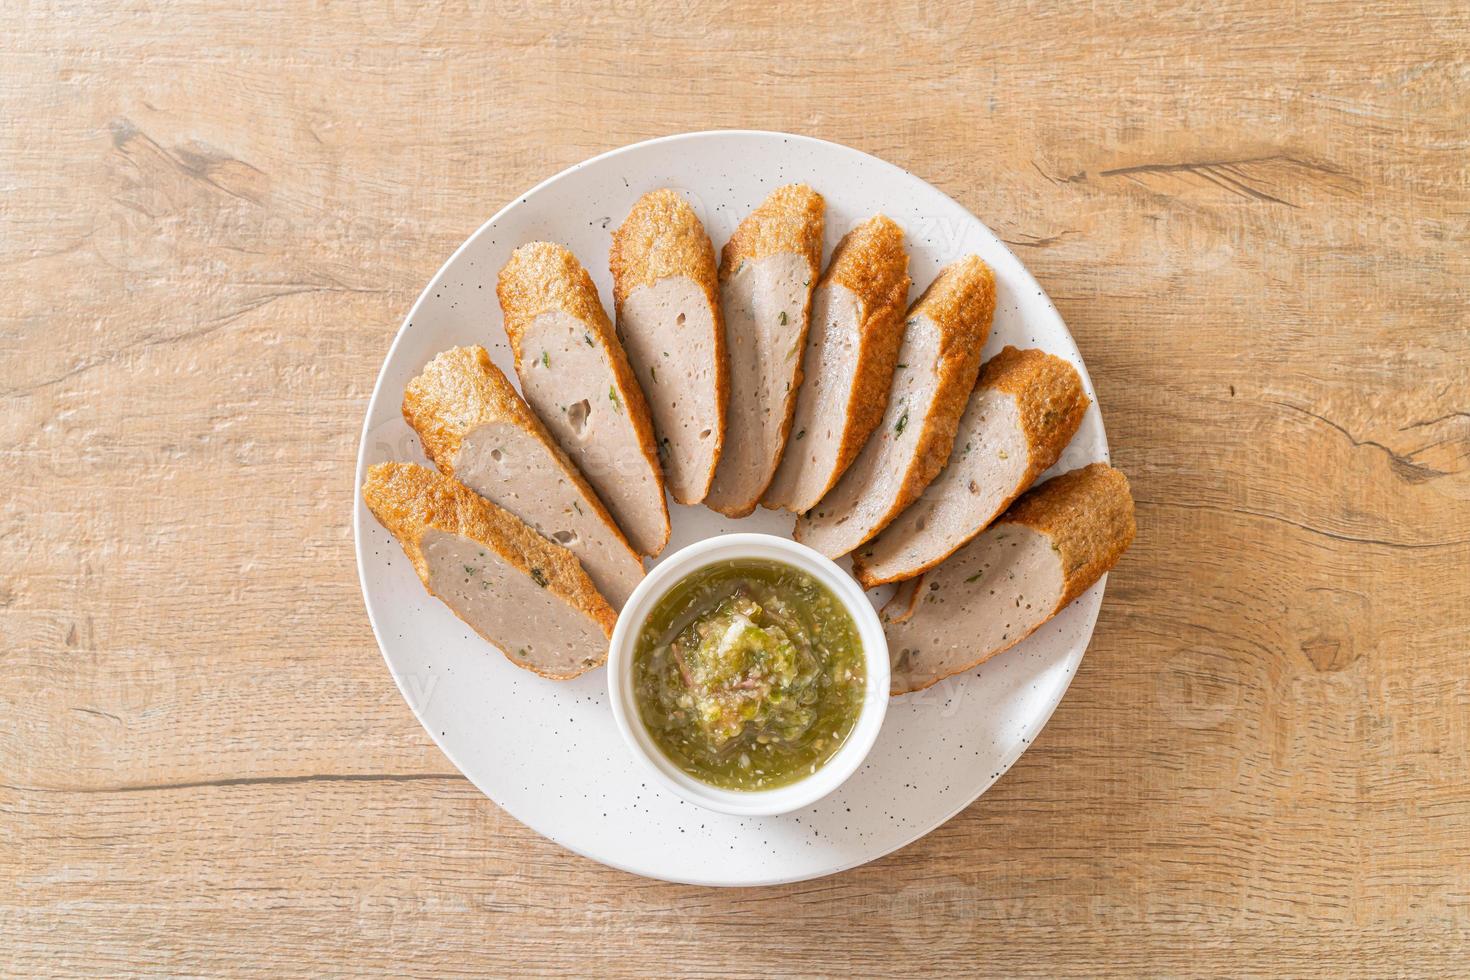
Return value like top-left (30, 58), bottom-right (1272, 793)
top-left (718, 184), bottom-right (825, 273)
top-left (874, 256), bottom-right (996, 534)
top-left (826, 215), bottom-right (913, 498)
top-left (879, 575), bottom-right (923, 626)
top-left (793, 256), bottom-right (994, 556)
top-left (981, 346), bottom-right (1090, 486)
top-left (609, 188), bottom-right (721, 301)
top-left (362, 461), bottom-right (617, 680)
top-left (496, 241), bottom-right (608, 334)
top-left (495, 242), bottom-right (670, 554)
top-left (707, 185), bottom-right (826, 517)
top-left (764, 214), bottom-right (912, 512)
top-left (607, 189), bottom-right (727, 505)
top-left (401, 345), bottom-right (641, 565)
top-left (886, 463), bottom-right (1135, 695)
top-left (851, 345), bottom-right (1089, 587)
top-left (1002, 462), bottom-right (1136, 609)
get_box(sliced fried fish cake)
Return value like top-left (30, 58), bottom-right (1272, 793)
top-left (796, 255), bottom-right (996, 558)
top-left (610, 188), bottom-right (726, 505)
top-left (853, 346), bottom-right (1089, 588)
top-left (403, 345), bottom-right (645, 608)
top-left (706, 184), bottom-right (825, 517)
top-left (764, 214), bottom-right (911, 514)
top-left (498, 241), bottom-right (670, 557)
top-left (884, 463), bottom-right (1135, 695)
top-left (362, 461), bottom-right (616, 680)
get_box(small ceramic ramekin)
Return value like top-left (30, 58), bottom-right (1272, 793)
top-left (607, 532), bottom-right (889, 817)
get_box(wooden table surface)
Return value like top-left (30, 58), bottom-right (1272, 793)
top-left (5, 1), bottom-right (1468, 975)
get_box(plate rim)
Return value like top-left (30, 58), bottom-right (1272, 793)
top-left (353, 129), bottom-right (1109, 885)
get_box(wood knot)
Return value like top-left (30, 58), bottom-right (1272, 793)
top-left (1290, 587), bottom-right (1369, 672)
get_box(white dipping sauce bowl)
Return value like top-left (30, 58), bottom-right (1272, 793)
top-left (607, 532), bottom-right (889, 817)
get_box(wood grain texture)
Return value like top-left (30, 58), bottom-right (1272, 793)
top-left (3, 0), bottom-right (1468, 975)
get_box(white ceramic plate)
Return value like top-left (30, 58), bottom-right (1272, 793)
top-left (354, 131), bottom-right (1111, 886)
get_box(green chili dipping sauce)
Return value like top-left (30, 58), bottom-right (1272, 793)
top-left (632, 559), bottom-right (866, 790)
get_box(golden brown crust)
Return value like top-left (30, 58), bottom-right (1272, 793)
top-left (718, 184), bottom-right (825, 276)
top-left (829, 215), bottom-right (912, 486)
top-left (826, 214), bottom-right (909, 300)
top-left (893, 255), bottom-right (997, 517)
top-left (708, 185), bottom-right (826, 518)
top-left (401, 345), bottom-right (638, 559)
top-left (879, 575), bottom-right (923, 626)
top-left (910, 254), bottom-right (997, 332)
top-left (362, 462), bottom-right (617, 679)
top-left (849, 346), bottom-right (1088, 589)
top-left (883, 463), bottom-right (1133, 696)
top-left (608, 189), bottom-right (727, 506)
top-left (495, 242), bottom-right (669, 554)
top-left (496, 241), bottom-right (610, 337)
top-left (403, 346), bottom-right (537, 476)
top-left (609, 189), bottom-right (721, 303)
top-left (980, 346), bottom-right (1090, 486)
top-left (1002, 462), bottom-right (1135, 610)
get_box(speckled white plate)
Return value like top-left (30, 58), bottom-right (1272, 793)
top-left (354, 131), bottom-right (1110, 886)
